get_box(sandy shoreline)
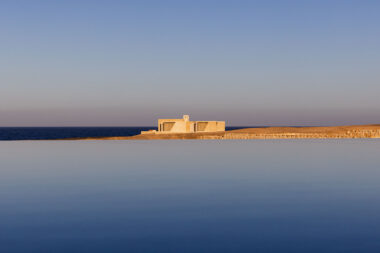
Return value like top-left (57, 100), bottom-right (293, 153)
top-left (61, 125), bottom-right (380, 140)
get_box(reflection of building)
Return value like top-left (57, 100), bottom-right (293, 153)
top-left (141, 115), bottom-right (225, 134)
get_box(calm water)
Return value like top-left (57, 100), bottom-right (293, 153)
top-left (0, 127), bottom-right (154, 140)
top-left (1, 140), bottom-right (380, 252)
top-left (0, 127), bottom-right (246, 140)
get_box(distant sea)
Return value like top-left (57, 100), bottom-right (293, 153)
top-left (0, 127), bottom-right (246, 140)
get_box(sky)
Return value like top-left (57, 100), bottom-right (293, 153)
top-left (1, 0), bottom-right (379, 126)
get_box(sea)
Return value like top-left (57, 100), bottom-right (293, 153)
top-left (0, 127), bottom-right (246, 140)
top-left (1, 136), bottom-right (380, 252)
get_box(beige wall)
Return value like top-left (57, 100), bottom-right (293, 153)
top-left (158, 119), bottom-right (190, 133)
top-left (157, 120), bottom-right (225, 133)
top-left (195, 121), bottom-right (225, 132)
top-left (156, 115), bottom-right (225, 134)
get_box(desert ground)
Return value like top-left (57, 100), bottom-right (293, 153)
top-left (64, 125), bottom-right (380, 140)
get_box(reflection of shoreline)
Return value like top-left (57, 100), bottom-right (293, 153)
top-left (60, 125), bottom-right (380, 140)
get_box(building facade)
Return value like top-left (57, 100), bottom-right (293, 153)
top-left (141, 115), bottom-right (225, 134)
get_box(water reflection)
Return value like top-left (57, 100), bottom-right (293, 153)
top-left (1, 140), bottom-right (380, 252)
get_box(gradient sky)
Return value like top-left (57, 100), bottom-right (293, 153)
top-left (1, 0), bottom-right (379, 126)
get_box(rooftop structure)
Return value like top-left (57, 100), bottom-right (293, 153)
top-left (141, 115), bottom-right (225, 134)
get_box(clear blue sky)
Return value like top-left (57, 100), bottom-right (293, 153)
top-left (1, 0), bottom-right (379, 126)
